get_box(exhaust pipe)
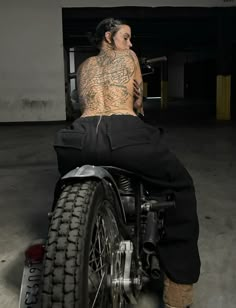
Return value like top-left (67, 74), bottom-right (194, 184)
top-left (150, 255), bottom-right (161, 280)
top-left (143, 212), bottom-right (158, 254)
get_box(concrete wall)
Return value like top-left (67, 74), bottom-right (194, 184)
top-left (0, 0), bottom-right (235, 122)
top-left (0, 2), bottom-right (65, 122)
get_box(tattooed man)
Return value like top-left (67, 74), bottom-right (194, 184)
top-left (78, 21), bottom-right (143, 117)
top-left (55, 18), bottom-right (200, 308)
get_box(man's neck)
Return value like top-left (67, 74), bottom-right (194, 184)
top-left (99, 43), bottom-right (114, 56)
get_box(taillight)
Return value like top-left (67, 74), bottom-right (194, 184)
top-left (25, 243), bottom-right (45, 263)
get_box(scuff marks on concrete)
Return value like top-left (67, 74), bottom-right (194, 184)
top-left (22, 98), bottom-right (52, 108)
top-left (0, 97), bottom-right (65, 121)
top-left (0, 99), bottom-right (13, 107)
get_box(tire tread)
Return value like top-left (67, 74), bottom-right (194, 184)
top-left (42, 181), bottom-right (98, 308)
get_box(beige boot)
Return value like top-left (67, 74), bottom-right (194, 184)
top-left (165, 305), bottom-right (191, 308)
top-left (163, 275), bottom-right (193, 308)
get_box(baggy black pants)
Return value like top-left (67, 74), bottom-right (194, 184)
top-left (54, 115), bottom-right (201, 284)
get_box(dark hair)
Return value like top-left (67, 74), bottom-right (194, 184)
top-left (91, 17), bottom-right (126, 48)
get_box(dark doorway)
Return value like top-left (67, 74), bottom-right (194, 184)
top-left (184, 59), bottom-right (216, 99)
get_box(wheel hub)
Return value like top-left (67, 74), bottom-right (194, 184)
top-left (111, 241), bottom-right (142, 307)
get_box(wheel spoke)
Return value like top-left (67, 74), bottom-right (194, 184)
top-left (91, 271), bottom-right (105, 308)
top-left (93, 263), bottom-right (106, 273)
top-left (97, 219), bottom-right (104, 275)
top-left (88, 203), bottom-right (125, 308)
top-left (88, 213), bottom-right (111, 307)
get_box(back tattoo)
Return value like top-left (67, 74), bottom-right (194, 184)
top-left (77, 50), bottom-right (136, 113)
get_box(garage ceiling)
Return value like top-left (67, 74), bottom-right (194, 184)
top-left (62, 7), bottom-right (236, 57)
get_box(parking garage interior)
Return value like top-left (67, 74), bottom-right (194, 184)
top-left (0, 3), bottom-right (236, 308)
top-left (62, 6), bottom-right (236, 122)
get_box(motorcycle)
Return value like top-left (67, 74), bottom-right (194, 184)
top-left (19, 164), bottom-right (175, 308)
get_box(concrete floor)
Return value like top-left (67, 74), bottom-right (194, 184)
top-left (0, 101), bottom-right (236, 307)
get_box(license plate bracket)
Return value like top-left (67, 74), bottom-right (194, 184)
top-left (19, 240), bottom-right (45, 308)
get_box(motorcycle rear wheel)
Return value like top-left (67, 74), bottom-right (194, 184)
top-left (41, 180), bottom-right (124, 308)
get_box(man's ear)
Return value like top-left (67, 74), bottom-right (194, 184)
top-left (105, 31), bottom-right (112, 44)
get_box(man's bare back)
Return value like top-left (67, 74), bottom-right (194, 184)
top-left (77, 49), bottom-right (140, 116)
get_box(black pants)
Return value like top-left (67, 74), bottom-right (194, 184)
top-left (54, 115), bottom-right (200, 284)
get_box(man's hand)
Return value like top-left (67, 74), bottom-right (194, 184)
top-left (133, 79), bottom-right (141, 100)
top-left (133, 79), bottom-right (144, 116)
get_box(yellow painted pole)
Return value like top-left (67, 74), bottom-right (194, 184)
top-left (216, 75), bottom-right (231, 120)
top-left (143, 82), bottom-right (148, 97)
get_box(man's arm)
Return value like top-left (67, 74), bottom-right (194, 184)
top-left (130, 50), bottom-right (144, 115)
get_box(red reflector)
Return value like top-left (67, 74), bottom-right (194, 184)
top-left (25, 244), bottom-right (45, 262)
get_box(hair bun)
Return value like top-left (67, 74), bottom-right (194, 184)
top-left (93, 17), bottom-right (124, 48)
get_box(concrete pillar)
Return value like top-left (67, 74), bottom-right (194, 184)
top-left (161, 61), bottom-right (168, 109)
top-left (216, 12), bottom-right (232, 120)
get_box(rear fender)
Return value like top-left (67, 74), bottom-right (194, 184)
top-left (61, 165), bottom-right (127, 223)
